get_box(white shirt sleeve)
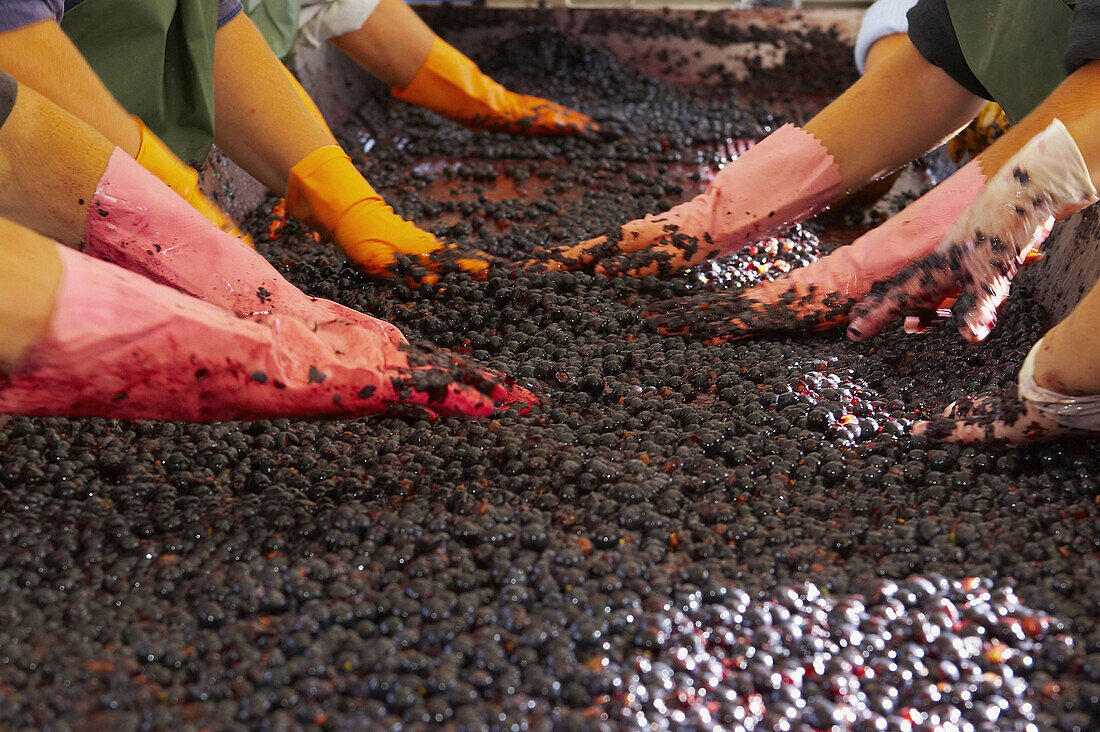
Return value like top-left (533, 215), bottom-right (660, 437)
top-left (854, 0), bottom-right (920, 74)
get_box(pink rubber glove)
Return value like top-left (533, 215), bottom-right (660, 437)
top-left (0, 245), bottom-right (516, 421)
top-left (533, 124), bottom-right (842, 277)
top-left (646, 161), bottom-right (987, 342)
top-left (848, 120), bottom-right (1098, 343)
top-left (912, 338), bottom-right (1100, 445)
top-left (83, 148), bottom-right (403, 346)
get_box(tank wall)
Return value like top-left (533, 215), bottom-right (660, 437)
top-left (1016, 209), bottom-right (1100, 323)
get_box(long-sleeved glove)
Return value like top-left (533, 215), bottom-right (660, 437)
top-left (913, 337), bottom-right (1100, 444)
top-left (84, 147), bottom-right (403, 346)
top-left (848, 119), bottom-right (1097, 344)
top-left (393, 37), bottom-right (594, 136)
top-left (535, 124), bottom-right (843, 277)
top-left (131, 117), bottom-right (252, 245)
top-left (0, 244), bottom-right (516, 421)
top-left (646, 160), bottom-right (988, 342)
top-left (285, 145), bottom-right (489, 279)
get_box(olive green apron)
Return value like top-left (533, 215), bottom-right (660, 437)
top-left (60, 0), bottom-right (221, 165)
top-left (243, 0), bottom-right (302, 60)
top-left (946, 0), bottom-right (1073, 124)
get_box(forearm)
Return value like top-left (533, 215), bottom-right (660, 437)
top-left (0, 80), bottom-right (113, 245)
top-left (329, 0), bottom-right (433, 89)
top-left (1066, 108), bottom-right (1100, 187)
top-left (0, 19), bottom-right (140, 157)
top-left (0, 218), bottom-right (62, 371)
top-left (212, 13), bottom-right (336, 195)
top-left (805, 38), bottom-right (984, 189)
top-left (862, 32), bottom-right (909, 77)
top-left (980, 61), bottom-right (1100, 177)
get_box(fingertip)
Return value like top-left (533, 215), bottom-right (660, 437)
top-left (958, 323), bottom-right (986, 344)
top-left (446, 385), bottom-right (497, 418)
top-left (495, 385), bottom-right (540, 416)
top-left (945, 422), bottom-right (986, 444)
top-left (457, 257), bottom-right (490, 280)
top-left (382, 323), bottom-right (407, 347)
top-left (902, 316), bottom-right (927, 335)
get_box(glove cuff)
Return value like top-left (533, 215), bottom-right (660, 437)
top-left (1009, 118), bottom-right (1097, 217)
top-left (392, 37), bottom-right (456, 104)
top-left (391, 37), bottom-right (502, 118)
top-left (286, 145), bottom-right (380, 233)
top-left (132, 116), bottom-right (199, 201)
top-left (1018, 338), bottom-right (1100, 430)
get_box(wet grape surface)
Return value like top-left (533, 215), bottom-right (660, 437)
top-left (3, 25), bottom-right (1100, 732)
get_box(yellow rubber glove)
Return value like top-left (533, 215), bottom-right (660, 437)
top-left (393, 38), bottom-right (595, 136)
top-left (948, 102), bottom-right (1009, 163)
top-left (131, 117), bottom-right (253, 246)
top-left (285, 145), bottom-right (488, 279)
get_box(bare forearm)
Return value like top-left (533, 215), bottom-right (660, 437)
top-left (329, 0), bottom-right (434, 89)
top-left (0, 20), bottom-right (140, 157)
top-left (979, 61), bottom-right (1100, 177)
top-left (1066, 109), bottom-right (1100, 188)
top-left (862, 33), bottom-right (909, 78)
top-left (0, 82), bottom-right (113, 245)
top-left (0, 218), bottom-right (61, 370)
top-left (212, 14), bottom-right (335, 194)
top-left (805, 39), bottom-right (984, 189)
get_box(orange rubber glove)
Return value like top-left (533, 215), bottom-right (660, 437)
top-left (131, 117), bottom-right (252, 245)
top-left (392, 38), bottom-right (595, 136)
top-left (285, 145), bottom-right (488, 278)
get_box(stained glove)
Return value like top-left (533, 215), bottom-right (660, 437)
top-left (647, 161), bottom-right (987, 342)
top-left (536, 124), bottom-right (843, 277)
top-left (0, 244), bottom-right (515, 421)
top-left (286, 145), bottom-right (489, 279)
top-left (913, 338), bottom-right (1100, 444)
top-left (131, 117), bottom-right (252, 245)
top-left (84, 148), bottom-right (403, 346)
top-left (848, 119), bottom-right (1097, 344)
top-left (948, 102), bottom-right (1009, 163)
top-left (393, 37), bottom-right (594, 136)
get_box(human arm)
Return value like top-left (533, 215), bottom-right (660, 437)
top-left (847, 59), bottom-right (1100, 342)
top-left (212, 11), bottom-right (487, 277)
top-left (0, 17), bottom-right (249, 239)
top-left (539, 37), bottom-right (985, 276)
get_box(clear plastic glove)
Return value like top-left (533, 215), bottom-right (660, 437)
top-left (0, 245), bottom-right (532, 421)
top-left (286, 145), bottom-right (491, 280)
top-left (848, 119), bottom-right (1098, 344)
top-left (531, 124), bottom-right (842, 277)
top-left (394, 38), bottom-right (595, 136)
top-left (647, 162), bottom-right (987, 341)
